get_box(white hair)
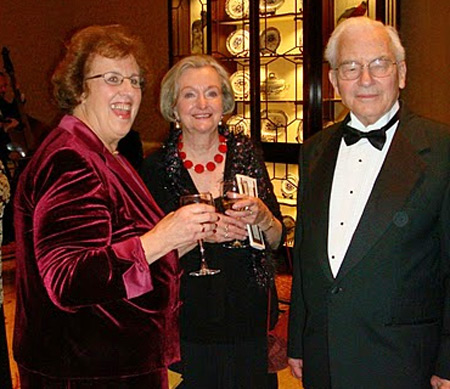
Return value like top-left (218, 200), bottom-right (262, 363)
top-left (324, 17), bottom-right (405, 68)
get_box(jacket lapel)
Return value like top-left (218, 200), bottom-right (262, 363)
top-left (66, 115), bottom-right (165, 221)
top-left (337, 109), bottom-right (428, 280)
top-left (105, 152), bottom-right (166, 220)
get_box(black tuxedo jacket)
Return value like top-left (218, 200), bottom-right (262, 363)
top-left (288, 106), bottom-right (450, 388)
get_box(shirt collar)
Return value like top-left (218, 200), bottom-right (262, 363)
top-left (349, 101), bottom-right (400, 133)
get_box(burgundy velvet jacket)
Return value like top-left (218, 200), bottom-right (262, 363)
top-left (13, 115), bottom-right (181, 379)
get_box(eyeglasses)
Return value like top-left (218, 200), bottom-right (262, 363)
top-left (335, 58), bottom-right (398, 80)
top-left (85, 72), bottom-right (144, 89)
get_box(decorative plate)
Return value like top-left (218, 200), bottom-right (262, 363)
top-left (226, 115), bottom-right (250, 136)
top-left (282, 215), bottom-right (296, 246)
top-left (260, 27), bottom-right (281, 55)
top-left (230, 70), bottom-right (251, 100)
top-left (281, 173), bottom-right (298, 199)
top-left (259, 0), bottom-right (285, 15)
top-left (225, 0), bottom-right (249, 19)
top-left (296, 119), bottom-right (303, 143)
top-left (226, 29), bottom-right (250, 57)
top-left (260, 109), bottom-right (288, 142)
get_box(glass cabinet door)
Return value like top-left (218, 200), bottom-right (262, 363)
top-left (169, 0), bottom-right (398, 248)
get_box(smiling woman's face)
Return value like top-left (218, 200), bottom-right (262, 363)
top-left (175, 66), bottom-right (224, 136)
top-left (73, 54), bottom-right (142, 152)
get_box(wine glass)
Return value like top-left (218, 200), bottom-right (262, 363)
top-left (221, 179), bottom-right (248, 249)
top-left (179, 192), bottom-right (220, 276)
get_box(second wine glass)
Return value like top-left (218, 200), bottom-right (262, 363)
top-left (179, 192), bottom-right (220, 276)
top-left (221, 179), bottom-right (248, 249)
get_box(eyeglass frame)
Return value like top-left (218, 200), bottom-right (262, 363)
top-left (333, 57), bottom-right (400, 81)
top-left (84, 71), bottom-right (145, 89)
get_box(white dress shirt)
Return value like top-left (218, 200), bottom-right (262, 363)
top-left (328, 101), bottom-right (400, 277)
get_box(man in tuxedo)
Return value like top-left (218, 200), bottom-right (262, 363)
top-left (288, 17), bottom-right (450, 389)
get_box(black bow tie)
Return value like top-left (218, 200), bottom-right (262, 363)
top-left (342, 110), bottom-right (400, 151)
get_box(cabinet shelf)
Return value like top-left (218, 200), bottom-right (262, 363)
top-left (260, 99), bottom-right (304, 104)
top-left (169, 0), bottom-right (399, 243)
top-left (170, 0), bottom-right (390, 235)
top-left (218, 11), bottom-right (303, 25)
top-left (214, 52), bottom-right (303, 65)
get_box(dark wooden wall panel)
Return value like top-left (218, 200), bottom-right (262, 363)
top-left (0, 0), bottom-right (170, 152)
top-left (400, 0), bottom-right (450, 125)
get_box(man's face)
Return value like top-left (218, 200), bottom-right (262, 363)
top-left (329, 26), bottom-right (406, 126)
top-left (0, 75), bottom-right (8, 100)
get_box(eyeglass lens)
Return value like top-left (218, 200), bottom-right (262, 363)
top-left (337, 59), bottom-right (396, 80)
top-left (86, 72), bottom-right (143, 89)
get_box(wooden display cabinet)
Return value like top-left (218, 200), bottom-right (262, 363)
top-left (169, 0), bottom-right (399, 247)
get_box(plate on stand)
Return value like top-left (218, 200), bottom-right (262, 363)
top-left (225, 0), bottom-right (249, 19)
top-left (261, 109), bottom-right (288, 142)
top-left (281, 173), bottom-right (298, 199)
top-left (260, 27), bottom-right (281, 55)
top-left (226, 29), bottom-right (250, 57)
top-left (230, 70), bottom-right (251, 100)
top-left (226, 115), bottom-right (250, 136)
top-left (259, 0), bottom-right (285, 15)
top-left (296, 119), bottom-right (303, 143)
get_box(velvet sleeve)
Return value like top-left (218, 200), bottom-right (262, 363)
top-left (29, 148), bottom-right (153, 312)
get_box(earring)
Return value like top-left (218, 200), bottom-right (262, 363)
top-left (218, 115), bottom-right (224, 127)
top-left (175, 120), bottom-right (181, 129)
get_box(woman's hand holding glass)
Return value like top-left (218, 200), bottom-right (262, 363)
top-left (230, 195), bottom-right (282, 249)
top-left (179, 193), bottom-right (220, 276)
top-left (139, 197), bottom-right (218, 266)
top-left (219, 179), bottom-right (274, 248)
top-left (225, 195), bottom-right (272, 224)
top-left (204, 211), bottom-right (248, 245)
top-left (229, 195), bottom-right (274, 228)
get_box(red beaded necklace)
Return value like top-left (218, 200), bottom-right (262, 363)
top-left (178, 134), bottom-right (227, 174)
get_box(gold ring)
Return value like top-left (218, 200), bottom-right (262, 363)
top-left (224, 224), bottom-right (229, 238)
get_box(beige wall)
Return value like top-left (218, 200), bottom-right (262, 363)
top-left (0, 0), bottom-right (170, 150)
top-left (400, 0), bottom-right (450, 125)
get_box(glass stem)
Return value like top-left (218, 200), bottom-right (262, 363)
top-left (198, 240), bottom-right (208, 269)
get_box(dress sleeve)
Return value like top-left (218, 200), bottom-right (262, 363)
top-left (30, 149), bottom-right (153, 312)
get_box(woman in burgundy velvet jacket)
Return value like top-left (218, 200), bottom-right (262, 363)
top-left (12, 25), bottom-right (218, 388)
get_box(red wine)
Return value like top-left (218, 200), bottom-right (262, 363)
top-left (222, 197), bottom-right (239, 211)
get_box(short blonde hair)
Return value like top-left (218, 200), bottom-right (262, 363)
top-left (160, 55), bottom-right (235, 123)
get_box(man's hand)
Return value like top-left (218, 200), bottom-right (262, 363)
top-left (288, 357), bottom-right (303, 380)
top-left (431, 375), bottom-right (450, 388)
